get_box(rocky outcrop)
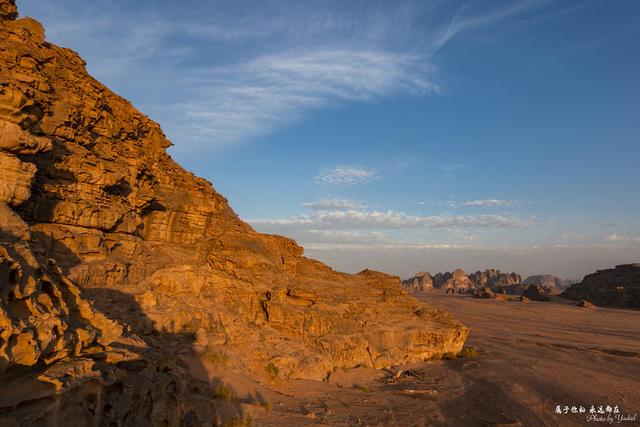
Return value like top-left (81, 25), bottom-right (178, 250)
top-left (414, 270), bottom-right (473, 293)
top-left (0, 0), bottom-right (17, 21)
top-left (523, 274), bottom-right (571, 293)
top-left (561, 264), bottom-right (640, 309)
top-left (405, 268), bottom-right (523, 295)
top-left (0, 4), bottom-right (467, 423)
top-left (0, 201), bottom-right (238, 425)
top-left (576, 299), bottom-right (596, 309)
top-left (401, 271), bottom-right (433, 292)
top-left (473, 287), bottom-right (508, 301)
top-left (443, 269), bottom-right (474, 293)
top-left (469, 269), bottom-right (522, 291)
top-left (522, 285), bottom-right (551, 302)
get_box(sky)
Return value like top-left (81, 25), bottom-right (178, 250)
top-left (19, 0), bottom-right (640, 279)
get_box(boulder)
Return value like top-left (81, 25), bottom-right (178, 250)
top-left (576, 299), bottom-right (596, 309)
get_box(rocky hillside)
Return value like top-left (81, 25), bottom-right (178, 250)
top-left (0, 2), bottom-right (467, 423)
top-left (561, 264), bottom-right (640, 309)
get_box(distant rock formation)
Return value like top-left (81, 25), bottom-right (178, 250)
top-left (469, 269), bottom-right (522, 290)
top-left (473, 287), bottom-right (509, 301)
top-left (443, 269), bottom-right (475, 293)
top-left (522, 285), bottom-right (552, 301)
top-left (404, 268), bottom-right (523, 295)
top-left (561, 264), bottom-right (640, 309)
top-left (404, 268), bottom-right (581, 300)
top-left (401, 271), bottom-right (433, 291)
top-left (523, 275), bottom-right (572, 293)
top-left (0, 3), bottom-right (468, 424)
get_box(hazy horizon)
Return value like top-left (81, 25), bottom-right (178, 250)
top-left (20, 0), bottom-right (640, 279)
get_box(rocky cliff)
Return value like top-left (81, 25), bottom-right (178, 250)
top-left (561, 264), bottom-right (640, 309)
top-left (0, 2), bottom-right (468, 424)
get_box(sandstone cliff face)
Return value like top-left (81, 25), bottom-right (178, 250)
top-left (0, 202), bottom-right (239, 426)
top-left (561, 264), bottom-right (640, 309)
top-left (0, 3), bottom-right (467, 423)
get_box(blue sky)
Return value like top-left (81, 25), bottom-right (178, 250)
top-left (20, 0), bottom-right (640, 279)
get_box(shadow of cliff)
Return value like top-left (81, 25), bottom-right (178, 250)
top-left (0, 220), bottom-right (248, 425)
top-left (80, 286), bottom-right (248, 426)
top-left (15, 141), bottom-right (75, 223)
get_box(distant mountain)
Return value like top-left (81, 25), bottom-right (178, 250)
top-left (403, 269), bottom-right (522, 294)
top-left (470, 269), bottom-right (522, 289)
top-left (404, 269), bottom-right (578, 298)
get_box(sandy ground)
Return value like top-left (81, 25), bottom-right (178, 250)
top-left (187, 291), bottom-right (640, 426)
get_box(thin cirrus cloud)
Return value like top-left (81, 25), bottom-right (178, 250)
top-left (302, 197), bottom-right (367, 211)
top-left (22, 0), bottom-right (561, 147)
top-left (249, 209), bottom-right (535, 231)
top-left (176, 50), bottom-right (435, 145)
top-left (313, 165), bottom-right (378, 186)
top-left (462, 199), bottom-right (519, 207)
top-left (606, 234), bottom-right (640, 243)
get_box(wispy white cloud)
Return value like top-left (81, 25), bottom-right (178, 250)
top-left (24, 0), bottom-right (558, 147)
top-left (250, 209), bottom-right (535, 231)
top-left (175, 50), bottom-right (436, 144)
top-left (304, 242), bottom-right (466, 251)
top-left (302, 197), bottom-right (366, 211)
top-left (433, 198), bottom-right (521, 209)
top-left (462, 199), bottom-right (519, 207)
top-left (434, 0), bottom-right (555, 49)
top-left (313, 165), bottom-right (379, 186)
top-left (606, 234), bottom-right (640, 243)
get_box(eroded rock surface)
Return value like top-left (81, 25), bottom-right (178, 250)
top-left (0, 3), bottom-right (467, 424)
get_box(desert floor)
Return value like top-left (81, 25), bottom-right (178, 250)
top-left (189, 291), bottom-right (640, 426)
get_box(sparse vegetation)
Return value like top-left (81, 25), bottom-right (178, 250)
top-left (200, 345), bottom-right (230, 366)
top-left (223, 414), bottom-right (253, 427)
top-left (458, 346), bottom-right (479, 358)
top-left (353, 384), bottom-right (369, 393)
top-left (441, 352), bottom-right (458, 360)
top-left (265, 362), bottom-right (279, 379)
top-left (212, 382), bottom-right (236, 400)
